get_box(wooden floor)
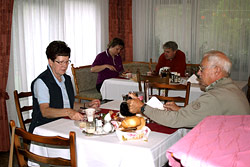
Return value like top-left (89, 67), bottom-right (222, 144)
top-left (0, 151), bottom-right (18, 167)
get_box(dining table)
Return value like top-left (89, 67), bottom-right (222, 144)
top-left (166, 115), bottom-right (250, 167)
top-left (100, 78), bottom-right (248, 103)
top-left (28, 100), bottom-right (190, 167)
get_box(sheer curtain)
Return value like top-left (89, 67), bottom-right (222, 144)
top-left (7, 0), bottom-right (108, 122)
top-left (132, 0), bottom-right (193, 62)
top-left (132, 0), bottom-right (250, 80)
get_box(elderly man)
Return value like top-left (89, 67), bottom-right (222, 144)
top-left (155, 41), bottom-right (186, 76)
top-left (128, 50), bottom-right (250, 128)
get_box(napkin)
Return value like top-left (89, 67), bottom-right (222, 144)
top-left (146, 96), bottom-right (164, 110)
top-left (116, 126), bottom-right (151, 141)
top-left (187, 74), bottom-right (199, 83)
top-left (104, 113), bottom-right (112, 122)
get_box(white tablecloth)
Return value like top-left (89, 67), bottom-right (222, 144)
top-left (29, 118), bottom-right (187, 167)
top-left (100, 100), bottom-right (122, 111)
top-left (100, 78), bottom-right (248, 103)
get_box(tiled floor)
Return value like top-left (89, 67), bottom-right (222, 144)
top-left (0, 151), bottom-right (18, 167)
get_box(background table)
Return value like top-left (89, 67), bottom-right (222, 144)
top-left (100, 78), bottom-right (248, 103)
top-left (166, 115), bottom-right (250, 167)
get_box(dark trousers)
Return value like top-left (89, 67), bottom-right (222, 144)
top-left (96, 83), bottom-right (102, 93)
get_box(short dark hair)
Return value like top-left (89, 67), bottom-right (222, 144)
top-left (46, 41), bottom-right (71, 61)
top-left (107, 38), bottom-right (124, 49)
top-left (163, 41), bottom-right (178, 51)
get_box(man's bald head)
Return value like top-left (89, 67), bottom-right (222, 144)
top-left (203, 50), bottom-right (232, 77)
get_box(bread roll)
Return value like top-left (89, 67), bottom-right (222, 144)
top-left (121, 116), bottom-right (141, 129)
top-left (121, 116), bottom-right (145, 130)
top-left (136, 117), bottom-right (146, 130)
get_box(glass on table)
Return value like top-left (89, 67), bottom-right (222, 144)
top-left (86, 121), bottom-right (95, 134)
top-left (85, 108), bottom-right (96, 122)
top-left (146, 71), bottom-right (152, 76)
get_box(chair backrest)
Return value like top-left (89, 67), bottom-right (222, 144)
top-left (123, 61), bottom-right (150, 74)
top-left (186, 64), bottom-right (199, 76)
top-left (9, 120), bottom-right (76, 167)
top-left (137, 70), bottom-right (169, 92)
top-left (145, 81), bottom-right (191, 106)
top-left (14, 90), bottom-right (33, 131)
top-left (71, 64), bottom-right (101, 101)
top-left (149, 60), bottom-right (200, 76)
top-left (71, 64), bottom-right (97, 92)
top-left (247, 76), bottom-right (250, 103)
top-left (149, 58), bottom-right (157, 72)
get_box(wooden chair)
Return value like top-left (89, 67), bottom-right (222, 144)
top-left (186, 64), bottom-right (199, 76)
top-left (247, 76), bottom-right (250, 103)
top-left (9, 120), bottom-right (77, 167)
top-left (149, 59), bottom-right (199, 76)
top-left (145, 81), bottom-right (191, 106)
top-left (137, 70), bottom-right (169, 92)
top-left (71, 64), bottom-right (102, 101)
top-left (14, 90), bottom-right (33, 131)
top-left (123, 61), bottom-right (151, 74)
top-left (149, 58), bottom-right (157, 72)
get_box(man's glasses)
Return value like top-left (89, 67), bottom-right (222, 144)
top-left (198, 65), bottom-right (215, 72)
top-left (54, 60), bottom-right (71, 65)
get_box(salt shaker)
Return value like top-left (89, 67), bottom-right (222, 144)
top-left (95, 119), bottom-right (103, 134)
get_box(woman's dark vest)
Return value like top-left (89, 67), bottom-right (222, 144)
top-left (29, 67), bottom-right (75, 133)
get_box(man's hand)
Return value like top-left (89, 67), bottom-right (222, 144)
top-left (88, 99), bottom-right (101, 110)
top-left (127, 93), bottom-right (144, 114)
top-left (128, 92), bottom-right (138, 99)
top-left (163, 101), bottom-right (181, 111)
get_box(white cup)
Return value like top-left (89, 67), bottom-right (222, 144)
top-left (126, 72), bottom-right (132, 78)
top-left (85, 108), bottom-right (95, 122)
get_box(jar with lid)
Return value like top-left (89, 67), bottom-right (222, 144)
top-left (166, 69), bottom-right (171, 83)
top-left (177, 73), bottom-right (181, 82)
top-left (161, 69), bottom-right (167, 77)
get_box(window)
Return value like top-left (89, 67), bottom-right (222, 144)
top-left (11, 0), bottom-right (109, 92)
top-left (133, 0), bottom-right (250, 80)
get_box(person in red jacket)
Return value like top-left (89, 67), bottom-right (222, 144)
top-left (155, 41), bottom-right (186, 76)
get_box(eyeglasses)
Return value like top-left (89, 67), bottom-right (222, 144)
top-left (54, 60), bottom-right (71, 65)
top-left (198, 65), bottom-right (215, 72)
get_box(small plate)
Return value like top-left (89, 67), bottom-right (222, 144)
top-left (82, 128), bottom-right (115, 136)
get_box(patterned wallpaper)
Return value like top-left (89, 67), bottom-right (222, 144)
top-left (0, 0), bottom-right (14, 151)
top-left (109, 0), bottom-right (133, 62)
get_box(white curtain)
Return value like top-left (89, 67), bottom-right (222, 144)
top-left (7, 0), bottom-right (109, 123)
top-left (132, 0), bottom-right (250, 81)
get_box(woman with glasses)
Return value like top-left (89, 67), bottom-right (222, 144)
top-left (29, 41), bottom-right (100, 133)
